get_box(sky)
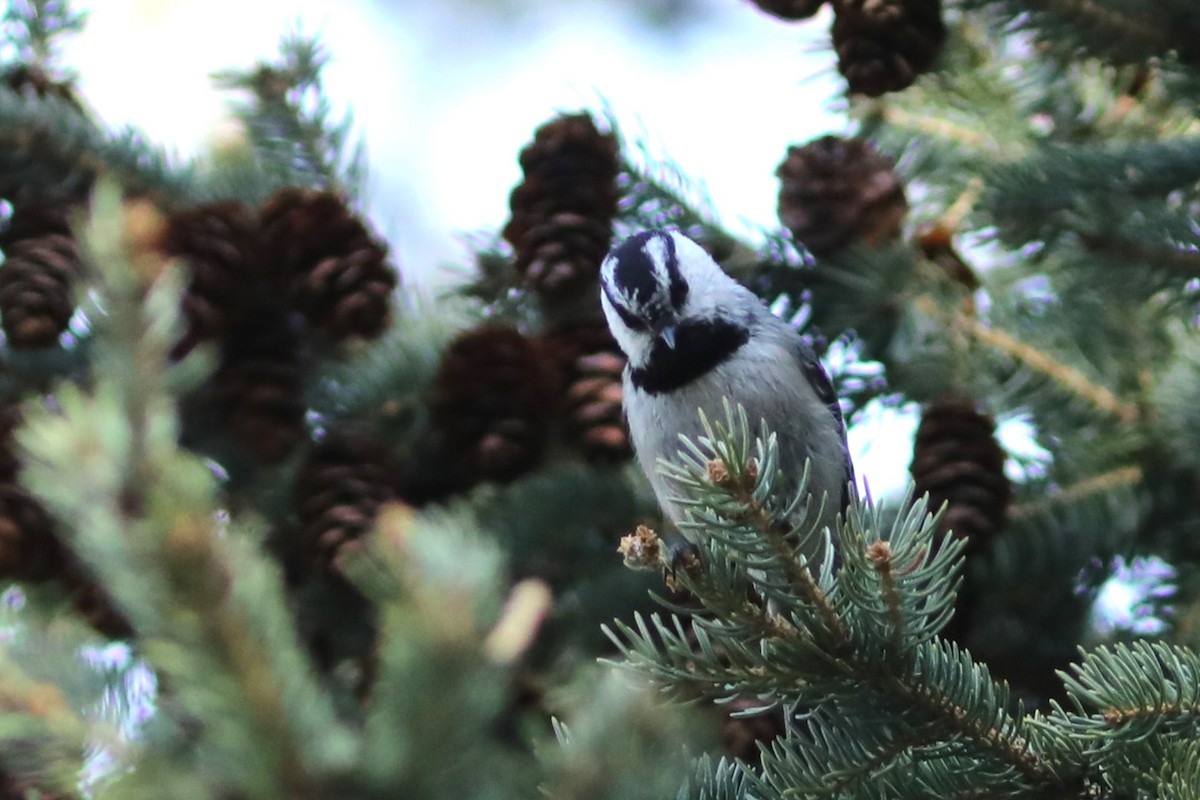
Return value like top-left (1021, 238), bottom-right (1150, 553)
top-left (64, 0), bottom-right (846, 284)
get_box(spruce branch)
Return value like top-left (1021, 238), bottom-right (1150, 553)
top-left (868, 103), bottom-right (992, 153)
top-left (214, 32), bottom-right (367, 200)
top-left (609, 403), bottom-right (1074, 796)
top-left (1050, 641), bottom-right (1200, 742)
top-left (915, 295), bottom-right (1140, 422)
top-left (2, 0), bottom-right (86, 67)
top-left (0, 89), bottom-right (196, 206)
top-left (18, 186), bottom-right (355, 798)
top-left (1079, 233), bottom-right (1200, 278)
top-left (661, 402), bottom-right (848, 644)
top-left (959, 0), bottom-right (1197, 66)
top-left (1008, 465), bottom-right (1143, 521)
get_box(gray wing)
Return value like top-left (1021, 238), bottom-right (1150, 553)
top-left (791, 336), bottom-right (857, 513)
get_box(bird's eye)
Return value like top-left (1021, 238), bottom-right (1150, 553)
top-left (603, 282), bottom-right (651, 332)
top-left (614, 302), bottom-right (650, 333)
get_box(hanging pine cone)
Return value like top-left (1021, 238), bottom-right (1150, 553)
top-left (430, 325), bottom-right (556, 485)
top-left (0, 203), bottom-right (84, 349)
top-left (746, 0), bottom-right (826, 20)
top-left (503, 113), bottom-right (619, 298)
top-left (259, 188), bottom-right (398, 341)
top-left (162, 201), bottom-right (262, 342)
top-left (543, 324), bottom-right (631, 462)
top-left (776, 135), bottom-right (907, 257)
top-left (831, 0), bottom-right (945, 97)
top-left (212, 303), bottom-right (307, 463)
top-left (294, 431), bottom-right (396, 576)
top-left (910, 397), bottom-right (1011, 555)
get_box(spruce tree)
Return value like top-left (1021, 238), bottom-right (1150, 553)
top-left (0, 1), bottom-right (1198, 798)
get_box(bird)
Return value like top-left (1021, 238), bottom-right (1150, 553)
top-left (599, 228), bottom-right (855, 559)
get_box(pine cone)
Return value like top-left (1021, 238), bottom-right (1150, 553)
top-left (259, 188), bottom-right (398, 342)
top-left (430, 326), bottom-right (556, 484)
top-left (746, 0), bottom-right (826, 20)
top-left (503, 113), bottom-right (619, 297)
top-left (543, 324), bottom-right (631, 462)
top-left (162, 202), bottom-right (262, 341)
top-left (213, 304), bottom-right (307, 463)
top-left (831, 0), bottom-right (945, 97)
top-left (777, 135), bottom-right (907, 257)
top-left (910, 397), bottom-right (1011, 554)
top-left (295, 431), bottom-right (396, 575)
top-left (0, 203), bottom-right (84, 349)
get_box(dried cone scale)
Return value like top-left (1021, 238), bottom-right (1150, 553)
top-left (504, 113), bottom-right (619, 298)
top-left (543, 324), bottom-right (631, 462)
top-left (162, 201), bottom-right (262, 341)
top-left (831, 0), bottom-right (945, 97)
top-left (259, 188), bottom-right (398, 341)
top-left (213, 303), bottom-right (307, 463)
top-left (0, 203), bottom-right (84, 349)
top-left (910, 397), bottom-right (1011, 555)
top-left (295, 432), bottom-right (396, 576)
top-left (430, 325), bottom-right (556, 485)
top-left (777, 135), bottom-right (907, 257)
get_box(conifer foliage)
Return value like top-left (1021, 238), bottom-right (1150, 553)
top-left (0, 1), bottom-right (1199, 799)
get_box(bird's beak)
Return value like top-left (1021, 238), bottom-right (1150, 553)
top-left (658, 324), bottom-right (677, 350)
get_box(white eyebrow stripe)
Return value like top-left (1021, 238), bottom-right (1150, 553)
top-left (642, 235), bottom-right (672, 294)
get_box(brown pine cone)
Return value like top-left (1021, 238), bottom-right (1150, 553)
top-left (746, 0), bottom-right (826, 20)
top-left (294, 431), bottom-right (396, 576)
top-left (162, 202), bottom-right (262, 341)
top-left (503, 113), bottom-right (619, 298)
top-left (910, 397), bottom-right (1011, 555)
top-left (213, 304), bottom-right (307, 463)
top-left (831, 0), bottom-right (945, 97)
top-left (543, 324), bottom-right (631, 462)
top-left (259, 188), bottom-right (398, 341)
top-left (0, 203), bottom-right (84, 349)
top-left (777, 135), bottom-right (907, 257)
top-left (430, 325), bottom-right (556, 485)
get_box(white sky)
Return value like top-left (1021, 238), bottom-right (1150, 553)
top-left (64, 0), bottom-right (845, 280)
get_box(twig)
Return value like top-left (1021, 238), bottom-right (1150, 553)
top-left (1009, 465), bottom-right (1143, 520)
top-left (916, 296), bottom-right (1140, 423)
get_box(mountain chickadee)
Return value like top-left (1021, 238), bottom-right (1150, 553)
top-left (599, 229), bottom-right (855, 554)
